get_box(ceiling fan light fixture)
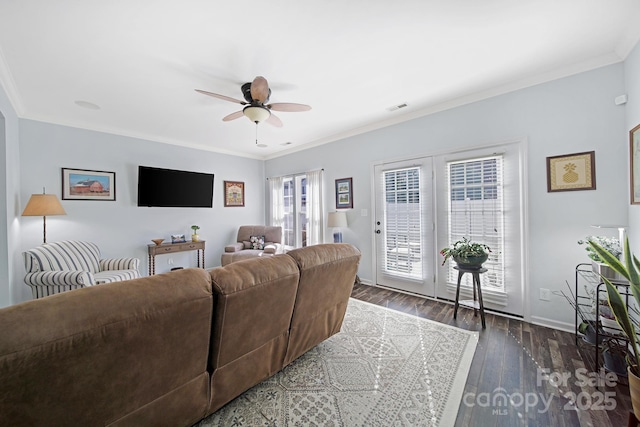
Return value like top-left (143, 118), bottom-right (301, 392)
top-left (243, 105), bottom-right (271, 123)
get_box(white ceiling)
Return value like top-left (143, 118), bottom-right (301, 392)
top-left (0, 1), bottom-right (639, 160)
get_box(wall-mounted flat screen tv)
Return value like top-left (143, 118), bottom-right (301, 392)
top-left (137, 166), bottom-right (214, 208)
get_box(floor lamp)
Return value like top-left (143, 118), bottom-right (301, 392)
top-left (327, 211), bottom-right (348, 243)
top-left (22, 191), bottom-right (66, 244)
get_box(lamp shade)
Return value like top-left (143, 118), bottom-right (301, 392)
top-left (327, 211), bottom-right (347, 228)
top-left (22, 194), bottom-right (66, 216)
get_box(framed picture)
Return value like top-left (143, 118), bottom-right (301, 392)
top-left (631, 124), bottom-right (640, 204)
top-left (171, 234), bottom-right (186, 244)
top-left (335, 177), bottom-right (353, 209)
top-left (546, 151), bottom-right (596, 192)
top-left (224, 181), bottom-right (245, 207)
top-left (62, 168), bottom-right (116, 201)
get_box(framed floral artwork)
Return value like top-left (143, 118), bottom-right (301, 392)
top-left (546, 151), bottom-right (596, 192)
top-left (224, 181), bottom-right (245, 207)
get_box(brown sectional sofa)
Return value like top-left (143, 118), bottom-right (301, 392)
top-left (0, 243), bottom-right (361, 426)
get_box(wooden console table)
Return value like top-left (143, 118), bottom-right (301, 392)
top-left (147, 240), bottom-right (205, 275)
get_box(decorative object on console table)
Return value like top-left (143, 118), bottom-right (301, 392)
top-left (21, 188), bottom-right (67, 244)
top-left (327, 211), bottom-right (348, 243)
top-left (224, 181), bottom-right (245, 207)
top-left (61, 168), bottom-right (116, 201)
top-left (631, 123), bottom-right (640, 204)
top-left (147, 240), bottom-right (205, 275)
top-left (171, 234), bottom-right (186, 244)
top-left (151, 238), bottom-right (164, 246)
top-left (335, 177), bottom-right (353, 209)
top-left (191, 225), bottom-right (200, 242)
top-left (546, 151), bottom-right (595, 192)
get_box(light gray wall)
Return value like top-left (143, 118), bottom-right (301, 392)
top-left (266, 63), bottom-right (628, 328)
top-left (16, 119), bottom-right (265, 303)
top-left (626, 42), bottom-right (640, 247)
top-left (0, 80), bottom-right (20, 308)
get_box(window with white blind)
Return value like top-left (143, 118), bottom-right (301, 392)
top-left (383, 167), bottom-right (422, 280)
top-left (446, 156), bottom-right (504, 291)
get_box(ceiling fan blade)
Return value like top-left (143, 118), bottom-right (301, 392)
top-left (195, 89), bottom-right (246, 105)
top-left (266, 113), bottom-right (283, 128)
top-left (250, 76), bottom-right (270, 103)
top-left (222, 110), bottom-right (245, 121)
top-left (267, 102), bottom-right (312, 112)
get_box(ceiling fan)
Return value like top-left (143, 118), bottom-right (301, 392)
top-left (195, 76), bottom-right (311, 128)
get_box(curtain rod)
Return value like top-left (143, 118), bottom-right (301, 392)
top-left (266, 168), bottom-right (324, 180)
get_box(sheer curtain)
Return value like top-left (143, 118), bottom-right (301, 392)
top-left (269, 176), bottom-right (285, 232)
top-left (305, 169), bottom-right (324, 246)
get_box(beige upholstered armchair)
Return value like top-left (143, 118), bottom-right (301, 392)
top-left (221, 225), bottom-right (284, 266)
top-left (23, 240), bottom-right (140, 299)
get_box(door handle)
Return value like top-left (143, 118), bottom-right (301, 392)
top-left (376, 230), bottom-right (381, 234)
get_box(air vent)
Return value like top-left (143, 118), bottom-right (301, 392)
top-left (386, 103), bottom-right (408, 112)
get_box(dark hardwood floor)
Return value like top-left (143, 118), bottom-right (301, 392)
top-left (350, 283), bottom-right (635, 427)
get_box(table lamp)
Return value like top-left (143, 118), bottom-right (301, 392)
top-left (22, 190), bottom-right (66, 244)
top-left (327, 211), bottom-right (348, 243)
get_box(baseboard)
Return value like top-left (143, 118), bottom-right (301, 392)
top-left (529, 316), bottom-right (574, 333)
top-left (356, 281), bottom-right (576, 334)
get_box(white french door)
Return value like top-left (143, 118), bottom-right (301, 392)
top-left (373, 158), bottom-right (436, 296)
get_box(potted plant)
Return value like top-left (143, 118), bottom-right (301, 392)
top-left (589, 237), bottom-right (640, 417)
top-left (578, 236), bottom-right (622, 279)
top-left (602, 337), bottom-right (628, 377)
top-left (190, 225), bottom-right (200, 242)
top-left (440, 237), bottom-right (491, 270)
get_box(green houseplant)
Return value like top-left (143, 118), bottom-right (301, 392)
top-left (440, 237), bottom-right (491, 269)
top-left (589, 237), bottom-right (640, 416)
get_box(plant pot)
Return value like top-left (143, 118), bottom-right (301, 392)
top-left (581, 320), bottom-right (604, 345)
top-left (603, 348), bottom-right (627, 377)
top-left (453, 253), bottom-right (488, 270)
top-left (629, 366), bottom-right (640, 419)
top-left (191, 234), bottom-right (200, 242)
top-left (599, 315), bottom-right (621, 335)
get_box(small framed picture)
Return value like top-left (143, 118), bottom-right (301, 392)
top-left (546, 151), bottom-right (596, 192)
top-left (335, 177), bottom-right (353, 209)
top-left (62, 168), bottom-right (116, 201)
top-left (224, 181), bottom-right (245, 207)
top-left (171, 234), bottom-right (186, 244)
top-left (631, 124), bottom-right (640, 204)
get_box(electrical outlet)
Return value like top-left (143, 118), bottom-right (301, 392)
top-left (540, 288), bottom-right (551, 301)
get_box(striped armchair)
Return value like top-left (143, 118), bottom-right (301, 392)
top-left (23, 241), bottom-right (140, 299)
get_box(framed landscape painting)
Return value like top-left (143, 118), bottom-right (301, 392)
top-left (62, 168), bottom-right (115, 201)
top-left (335, 177), bottom-right (353, 209)
top-left (224, 181), bottom-right (245, 207)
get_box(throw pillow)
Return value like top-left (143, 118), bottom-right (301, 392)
top-left (250, 235), bottom-right (265, 250)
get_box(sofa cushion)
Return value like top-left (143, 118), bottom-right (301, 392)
top-left (207, 255), bottom-right (300, 414)
top-left (0, 268), bottom-right (213, 426)
top-left (23, 241), bottom-right (101, 273)
top-left (283, 243), bottom-right (361, 365)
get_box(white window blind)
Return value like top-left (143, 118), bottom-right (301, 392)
top-left (446, 156), bottom-right (505, 291)
top-left (382, 167), bottom-right (422, 280)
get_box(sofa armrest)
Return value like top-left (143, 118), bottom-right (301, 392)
top-left (224, 242), bottom-right (244, 253)
top-left (99, 258), bottom-right (140, 271)
top-left (24, 270), bottom-right (96, 288)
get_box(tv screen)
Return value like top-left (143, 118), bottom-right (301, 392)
top-left (137, 166), bottom-right (214, 208)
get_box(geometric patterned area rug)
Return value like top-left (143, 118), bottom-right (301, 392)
top-left (196, 298), bottom-right (478, 427)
